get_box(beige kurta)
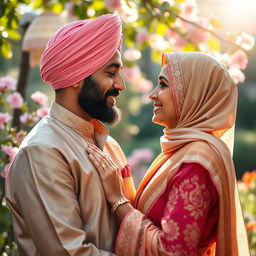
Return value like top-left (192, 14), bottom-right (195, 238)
top-left (5, 102), bottom-right (127, 256)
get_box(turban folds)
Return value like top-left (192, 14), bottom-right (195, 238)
top-left (40, 14), bottom-right (122, 90)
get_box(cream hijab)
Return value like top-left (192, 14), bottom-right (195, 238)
top-left (135, 52), bottom-right (250, 255)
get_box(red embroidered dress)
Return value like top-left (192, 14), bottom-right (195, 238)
top-left (116, 163), bottom-right (219, 256)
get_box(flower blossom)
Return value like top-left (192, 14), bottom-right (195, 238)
top-left (0, 112), bottom-right (11, 129)
top-left (149, 34), bottom-right (169, 51)
top-left (20, 112), bottom-right (39, 126)
top-left (120, 1), bottom-right (138, 23)
top-left (133, 78), bottom-right (153, 93)
top-left (229, 50), bottom-right (248, 70)
top-left (228, 67), bottom-right (245, 84)
top-left (31, 91), bottom-right (48, 106)
top-left (6, 92), bottom-right (24, 109)
top-left (180, 0), bottom-right (198, 18)
top-left (167, 29), bottom-right (187, 50)
top-left (1, 145), bottom-right (18, 162)
top-left (236, 32), bottom-right (255, 51)
top-left (104, 0), bottom-right (121, 11)
top-left (1, 163), bottom-right (11, 178)
top-left (242, 170), bottom-right (256, 187)
top-left (128, 148), bottom-right (154, 169)
top-left (36, 106), bottom-right (49, 118)
top-left (136, 27), bottom-right (150, 44)
top-left (123, 66), bottom-right (141, 82)
top-left (124, 48), bottom-right (142, 61)
top-left (186, 18), bottom-right (209, 45)
top-left (0, 76), bottom-right (17, 92)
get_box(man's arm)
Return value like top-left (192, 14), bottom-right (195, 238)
top-left (7, 144), bottom-right (115, 256)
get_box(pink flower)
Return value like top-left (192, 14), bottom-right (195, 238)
top-left (128, 148), bottom-right (154, 169)
top-left (31, 91), bottom-right (48, 105)
top-left (36, 106), bottom-right (49, 118)
top-left (180, 0), bottom-right (198, 18)
top-left (20, 112), bottom-right (39, 126)
top-left (16, 130), bottom-right (27, 144)
top-left (120, 1), bottom-right (138, 23)
top-left (104, 0), bottom-right (121, 10)
top-left (0, 76), bottom-right (17, 92)
top-left (133, 78), bottom-right (153, 93)
top-left (0, 112), bottom-right (11, 129)
top-left (149, 34), bottom-right (169, 51)
top-left (65, 2), bottom-right (75, 18)
top-left (1, 163), bottom-right (11, 178)
top-left (6, 92), bottom-right (24, 109)
top-left (186, 18), bottom-right (209, 45)
top-left (1, 145), bottom-right (18, 162)
top-left (136, 27), bottom-right (149, 44)
top-left (124, 48), bottom-right (142, 61)
top-left (123, 66), bottom-right (141, 82)
top-left (236, 32), bottom-right (255, 51)
top-left (228, 67), bottom-right (245, 84)
top-left (229, 50), bottom-right (248, 70)
top-left (167, 29), bottom-right (187, 50)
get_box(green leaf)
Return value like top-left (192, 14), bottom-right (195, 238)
top-left (156, 23), bottom-right (167, 35)
top-left (208, 36), bottom-right (220, 51)
top-left (0, 39), bottom-right (12, 59)
top-left (210, 16), bottom-right (223, 28)
top-left (160, 2), bottom-right (170, 12)
top-left (0, 3), bottom-right (6, 18)
top-left (51, 3), bottom-right (64, 14)
top-left (5, 29), bottom-right (21, 40)
top-left (32, 0), bottom-right (44, 9)
top-left (182, 42), bottom-right (197, 52)
top-left (90, 0), bottom-right (105, 11)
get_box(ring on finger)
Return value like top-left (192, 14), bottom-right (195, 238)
top-left (102, 164), bottom-right (106, 168)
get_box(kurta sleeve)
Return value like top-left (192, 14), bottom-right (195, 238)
top-left (7, 145), bottom-right (115, 256)
top-left (115, 163), bottom-right (219, 256)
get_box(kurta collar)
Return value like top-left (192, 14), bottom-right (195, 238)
top-left (49, 101), bottom-right (109, 149)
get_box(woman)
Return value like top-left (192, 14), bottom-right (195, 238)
top-left (87, 52), bottom-right (250, 255)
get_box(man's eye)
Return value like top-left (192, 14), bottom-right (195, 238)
top-left (108, 72), bottom-right (115, 77)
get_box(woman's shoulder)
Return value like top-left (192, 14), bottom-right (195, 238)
top-left (168, 162), bottom-right (218, 197)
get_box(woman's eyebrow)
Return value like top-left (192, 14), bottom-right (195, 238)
top-left (159, 76), bottom-right (169, 83)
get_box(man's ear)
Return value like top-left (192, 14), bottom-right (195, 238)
top-left (72, 80), bottom-right (83, 88)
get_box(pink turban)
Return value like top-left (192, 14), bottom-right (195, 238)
top-left (40, 14), bottom-right (122, 90)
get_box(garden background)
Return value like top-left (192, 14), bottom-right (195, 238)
top-left (0, 0), bottom-right (256, 254)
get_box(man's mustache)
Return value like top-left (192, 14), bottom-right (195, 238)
top-left (105, 89), bottom-right (120, 98)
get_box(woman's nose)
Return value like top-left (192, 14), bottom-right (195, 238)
top-left (149, 87), bottom-right (157, 100)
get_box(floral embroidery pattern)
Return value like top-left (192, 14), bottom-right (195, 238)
top-left (166, 185), bottom-right (179, 212)
top-left (117, 210), bottom-right (142, 256)
top-left (179, 175), bottom-right (210, 220)
top-left (166, 53), bottom-right (185, 117)
top-left (183, 222), bottom-right (201, 250)
top-left (162, 218), bottom-right (180, 241)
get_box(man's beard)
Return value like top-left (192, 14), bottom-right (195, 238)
top-left (78, 76), bottom-right (121, 125)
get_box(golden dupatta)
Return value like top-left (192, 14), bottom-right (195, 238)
top-left (118, 52), bottom-right (250, 256)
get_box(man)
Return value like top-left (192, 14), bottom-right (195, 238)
top-left (5, 14), bottom-right (128, 256)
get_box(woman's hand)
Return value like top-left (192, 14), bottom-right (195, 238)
top-left (87, 144), bottom-right (124, 205)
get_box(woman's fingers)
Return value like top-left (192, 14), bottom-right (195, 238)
top-left (87, 144), bottom-right (117, 171)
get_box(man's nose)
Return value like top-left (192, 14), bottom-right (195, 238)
top-left (114, 75), bottom-right (126, 91)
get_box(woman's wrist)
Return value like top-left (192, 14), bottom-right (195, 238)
top-left (111, 197), bottom-right (130, 214)
top-left (114, 202), bottom-right (133, 222)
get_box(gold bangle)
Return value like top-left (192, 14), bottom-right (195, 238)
top-left (111, 198), bottom-right (130, 214)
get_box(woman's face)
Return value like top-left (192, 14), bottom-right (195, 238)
top-left (149, 64), bottom-right (178, 128)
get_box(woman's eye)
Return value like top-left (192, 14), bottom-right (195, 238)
top-left (159, 81), bottom-right (167, 88)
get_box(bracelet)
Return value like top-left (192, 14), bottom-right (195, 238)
top-left (111, 198), bottom-right (130, 214)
